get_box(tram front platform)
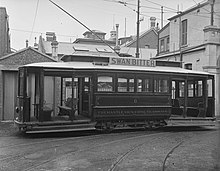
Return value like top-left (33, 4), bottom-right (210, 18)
top-left (168, 115), bottom-right (216, 127)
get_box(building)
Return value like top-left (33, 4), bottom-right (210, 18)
top-left (0, 47), bottom-right (56, 120)
top-left (37, 28), bottom-right (157, 61)
top-left (73, 30), bottom-right (117, 46)
top-left (0, 7), bottom-right (11, 57)
top-left (120, 17), bottom-right (159, 49)
top-left (154, 0), bottom-right (220, 116)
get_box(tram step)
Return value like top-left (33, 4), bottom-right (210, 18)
top-left (167, 117), bottom-right (216, 126)
top-left (26, 122), bottom-right (96, 133)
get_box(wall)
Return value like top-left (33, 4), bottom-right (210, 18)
top-left (0, 68), bottom-right (3, 120)
top-left (0, 48), bottom-right (56, 120)
top-left (182, 50), bottom-right (205, 70)
top-left (169, 4), bottom-right (211, 52)
top-left (0, 7), bottom-right (10, 57)
top-left (128, 29), bottom-right (158, 49)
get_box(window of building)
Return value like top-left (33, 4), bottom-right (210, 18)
top-left (97, 75), bottom-right (113, 92)
top-left (166, 37), bottom-right (170, 51)
top-left (185, 63), bottom-right (192, 70)
top-left (160, 39), bottom-right (165, 52)
top-left (181, 20), bottom-right (187, 45)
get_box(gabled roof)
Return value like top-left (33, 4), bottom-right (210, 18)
top-left (83, 30), bottom-right (106, 36)
top-left (123, 27), bottom-right (158, 47)
top-left (0, 46), bottom-right (55, 61)
top-left (158, 23), bottom-right (170, 34)
top-left (0, 47), bottom-right (56, 70)
top-left (41, 40), bottom-right (118, 57)
top-left (73, 38), bottom-right (116, 45)
top-left (168, 0), bottom-right (208, 21)
top-left (38, 34), bottom-right (157, 60)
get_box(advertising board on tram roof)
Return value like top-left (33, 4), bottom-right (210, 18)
top-left (110, 57), bottom-right (156, 67)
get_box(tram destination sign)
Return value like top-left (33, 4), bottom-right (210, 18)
top-left (110, 57), bottom-right (156, 67)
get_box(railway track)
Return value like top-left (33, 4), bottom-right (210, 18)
top-left (0, 126), bottom-right (217, 171)
top-left (0, 129), bottom-right (160, 170)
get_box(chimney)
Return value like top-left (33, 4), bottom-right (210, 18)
top-left (150, 17), bottom-right (156, 28)
top-left (114, 24), bottom-right (120, 53)
top-left (46, 32), bottom-right (55, 41)
top-left (26, 40), bottom-right (28, 48)
top-left (34, 37), bottom-right (38, 49)
top-left (51, 34), bottom-right (59, 60)
top-left (109, 26), bottom-right (116, 41)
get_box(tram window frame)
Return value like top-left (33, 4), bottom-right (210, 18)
top-left (179, 82), bottom-right (185, 97)
top-left (117, 74), bottom-right (135, 93)
top-left (188, 81), bottom-right (194, 97)
top-left (136, 76), bottom-right (153, 93)
top-left (207, 79), bottom-right (213, 97)
top-left (97, 74), bottom-right (114, 92)
top-left (18, 68), bottom-right (25, 96)
top-left (154, 77), bottom-right (169, 93)
top-left (195, 80), bottom-right (203, 97)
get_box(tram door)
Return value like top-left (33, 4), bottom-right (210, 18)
top-left (78, 77), bottom-right (91, 117)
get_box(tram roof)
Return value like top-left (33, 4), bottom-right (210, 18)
top-left (24, 61), bottom-right (213, 77)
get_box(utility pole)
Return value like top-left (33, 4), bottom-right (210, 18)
top-left (210, 0), bottom-right (215, 25)
top-left (124, 18), bottom-right (127, 37)
top-left (135, 0), bottom-right (140, 58)
top-left (161, 6), bottom-right (164, 28)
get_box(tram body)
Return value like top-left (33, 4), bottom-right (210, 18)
top-left (14, 57), bottom-right (215, 133)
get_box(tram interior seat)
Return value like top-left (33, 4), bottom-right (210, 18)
top-left (172, 99), bottom-right (203, 117)
top-left (197, 102), bottom-right (206, 117)
top-left (171, 99), bottom-right (183, 116)
top-left (58, 98), bottom-right (78, 116)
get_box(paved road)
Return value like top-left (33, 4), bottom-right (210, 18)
top-left (0, 121), bottom-right (219, 171)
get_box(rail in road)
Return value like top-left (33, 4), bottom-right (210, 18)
top-left (0, 126), bottom-right (219, 171)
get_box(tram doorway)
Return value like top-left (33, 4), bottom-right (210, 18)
top-left (78, 77), bottom-right (91, 116)
top-left (171, 77), bottom-right (215, 118)
top-left (61, 76), bottom-right (92, 120)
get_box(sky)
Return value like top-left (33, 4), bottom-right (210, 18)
top-left (0, 0), bottom-right (200, 51)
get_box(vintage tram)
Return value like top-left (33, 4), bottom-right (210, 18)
top-left (14, 57), bottom-right (216, 133)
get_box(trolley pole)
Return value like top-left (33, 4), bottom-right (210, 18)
top-left (135, 0), bottom-right (140, 58)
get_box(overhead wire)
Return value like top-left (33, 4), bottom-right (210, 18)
top-left (29, 0), bottom-right (40, 42)
top-left (11, 28), bottom-right (78, 38)
top-left (143, 0), bottom-right (178, 12)
top-left (117, 0), bottom-right (220, 34)
top-left (192, 0), bottom-right (220, 18)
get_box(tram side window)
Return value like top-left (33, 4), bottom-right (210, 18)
top-left (97, 76), bottom-right (113, 92)
top-left (154, 78), bottom-right (169, 93)
top-left (179, 82), bottom-right (185, 97)
top-left (207, 79), bottom-right (212, 97)
top-left (188, 82), bottom-right (194, 97)
top-left (118, 77), bottom-right (134, 92)
top-left (197, 81), bottom-right (203, 97)
top-left (137, 77), bottom-right (152, 92)
top-left (19, 69), bottom-right (24, 96)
